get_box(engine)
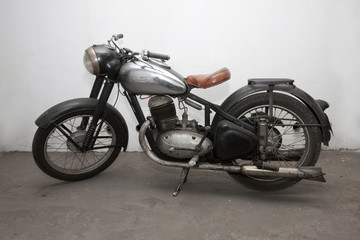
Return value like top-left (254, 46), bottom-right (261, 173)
top-left (148, 96), bottom-right (213, 159)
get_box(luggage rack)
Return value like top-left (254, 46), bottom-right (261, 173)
top-left (248, 78), bottom-right (294, 85)
top-left (247, 78), bottom-right (294, 121)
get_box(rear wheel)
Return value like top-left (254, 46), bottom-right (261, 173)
top-left (226, 93), bottom-right (322, 191)
top-left (32, 109), bottom-right (127, 181)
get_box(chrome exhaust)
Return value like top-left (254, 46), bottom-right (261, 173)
top-left (240, 165), bottom-right (325, 182)
top-left (139, 120), bottom-right (325, 182)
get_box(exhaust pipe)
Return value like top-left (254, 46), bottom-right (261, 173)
top-left (139, 120), bottom-right (325, 182)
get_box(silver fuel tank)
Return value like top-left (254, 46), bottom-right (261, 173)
top-left (119, 59), bottom-right (187, 95)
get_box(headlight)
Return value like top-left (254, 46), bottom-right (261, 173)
top-left (82, 45), bottom-right (121, 80)
top-left (83, 47), bottom-right (99, 75)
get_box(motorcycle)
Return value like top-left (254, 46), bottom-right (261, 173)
top-left (32, 34), bottom-right (332, 196)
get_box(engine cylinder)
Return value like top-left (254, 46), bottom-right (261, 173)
top-left (148, 96), bottom-right (178, 132)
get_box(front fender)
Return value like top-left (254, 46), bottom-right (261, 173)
top-left (211, 83), bottom-right (332, 145)
top-left (35, 98), bottom-right (129, 150)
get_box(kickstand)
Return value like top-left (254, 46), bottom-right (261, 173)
top-left (172, 168), bottom-right (190, 197)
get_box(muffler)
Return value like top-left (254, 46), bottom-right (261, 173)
top-left (139, 120), bottom-right (325, 182)
top-left (240, 165), bottom-right (326, 182)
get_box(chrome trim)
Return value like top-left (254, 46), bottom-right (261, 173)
top-left (86, 47), bottom-right (100, 75)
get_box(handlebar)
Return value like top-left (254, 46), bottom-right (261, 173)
top-left (109, 34), bottom-right (170, 61)
top-left (146, 51), bottom-right (170, 61)
top-left (112, 34), bottom-right (124, 41)
top-left (108, 34), bottom-right (124, 52)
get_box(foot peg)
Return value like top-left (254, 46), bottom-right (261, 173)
top-left (173, 168), bottom-right (190, 197)
top-left (188, 155), bottom-right (200, 167)
top-left (187, 126), bottom-right (210, 168)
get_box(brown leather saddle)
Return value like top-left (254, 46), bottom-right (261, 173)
top-left (186, 67), bottom-right (231, 89)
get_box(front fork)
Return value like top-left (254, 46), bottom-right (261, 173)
top-left (89, 75), bottom-right (105, 99)
top-left (81, 76), bottom-right (114, 150)
top-left (78, 76), bottom-right (105, 130)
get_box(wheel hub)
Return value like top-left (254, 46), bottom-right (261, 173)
top-left (66, 130), bottom-right (86, 152)
top-left (263, 127), bottom-right (283, 158)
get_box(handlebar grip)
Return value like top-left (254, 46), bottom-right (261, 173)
top-left (113, 34), bottom-right (124, 41)
top-left (147, 51), bottom-right (170, 60)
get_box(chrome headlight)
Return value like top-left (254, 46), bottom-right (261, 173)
top-left (82, 45), bottom-right (121, 80)
top-left (83, 47), bottom-right (100, 75)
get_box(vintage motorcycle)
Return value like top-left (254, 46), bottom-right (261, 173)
top-left (33, 34), bottom-right (332, 196)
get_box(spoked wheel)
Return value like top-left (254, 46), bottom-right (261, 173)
top-left (227, 93), bottom-right (322, 191)
top-left (32, 109), bottom-right (127, 181)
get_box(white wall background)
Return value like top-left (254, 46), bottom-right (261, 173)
top-left (0, 0), bottom-right (359, 151)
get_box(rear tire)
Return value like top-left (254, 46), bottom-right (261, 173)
top-left (32, 109), bottom-right (127, 181)
top-left (226, 93), bottom-right (322, 191)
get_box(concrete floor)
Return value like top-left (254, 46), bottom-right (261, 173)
top-left (0, 151), bottom-right (359, 240)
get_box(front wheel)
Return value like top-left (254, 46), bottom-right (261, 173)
top-left (226, 93), bottom-right (322, 191)
top-left (32, 109), bottom-right (127, 181)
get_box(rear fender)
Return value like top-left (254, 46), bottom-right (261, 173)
top-left (35, 98), bottom-right (129, 150)
top-left (211, 83), bottom-right (332, 145)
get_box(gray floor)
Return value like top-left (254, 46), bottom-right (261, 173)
top-left (0, 151), bottom-right (359, 240)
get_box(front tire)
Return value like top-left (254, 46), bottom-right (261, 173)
top-left (226, 93), bottom-right (322, 191)
top-left (32, 109), bottom-right (127, 181)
